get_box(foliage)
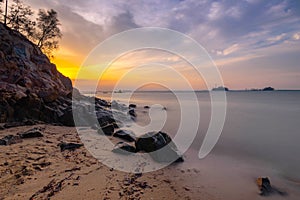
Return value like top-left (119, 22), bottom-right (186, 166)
top-left (7, 0), bottom-right (36, 39)
top-left (34, 9), bottom-right (62, 59)
top-left (0, 0), bottom-right (62, 59)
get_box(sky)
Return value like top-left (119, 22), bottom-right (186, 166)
top-left (16, 0), bottom-right (300, 90)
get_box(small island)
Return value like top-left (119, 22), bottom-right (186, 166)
top-left (212, 86), bottom-right (229, 91)
top-left (262, 87), bottom-right (275, 91)
top-left (249, 87), bottom-right (275, 91)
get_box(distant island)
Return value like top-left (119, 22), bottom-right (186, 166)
top-left (249, 87), bottom-right (275, 91)
top-left (212, 86), bottom-right (229, 91)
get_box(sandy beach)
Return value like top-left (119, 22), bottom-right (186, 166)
top-left (0, 124), bottom-right (213, 200)
top-left (1, 124), bottom-right (299, 200)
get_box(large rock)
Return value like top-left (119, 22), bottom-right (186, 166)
top-left (112, 142), bottom-right (136, 155)
top-left (135, 131), bottom-right (172, 152)
top-left (135, 131), bottom-right (183, 163)
top-left (113, 129), bottom-right (136, 142)
top-left (0, 23), bottom-right (114, 127)
top-left (19, 128), bottom-right (44, 138)
top-left (0, 23), bottom-right (73, 124)
top-left (58, 142), bottom-right (83, 151)
top-left (0, 135), bottom-right (22, 145)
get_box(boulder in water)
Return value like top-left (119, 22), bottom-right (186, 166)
top-left (135, 131), bottom-right (183, 163)
top-left (128, 109), bottom-right (137, 118)
top-left (129, 104), bottom-right (137, 108)
top-left (112, 142), bottom-right (136, 155)
top-left (113, 129), bottom-right (136, 142)
top-left (98, 123), bottom-right (114, 136)
top-left (256, 177), bottom-right (287, 196)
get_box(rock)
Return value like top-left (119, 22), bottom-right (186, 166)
top-left (135, 131), bottom-right (172, 152)
top-left (98, 123), bottom-right (114, 136)
top-left (38, 90), bottom-right (59, 103)
top-left (15, 91), bottom-right (27, 100)
top-left (149, 147), bottom-right (184, 163)
top-left (58, 142), bottom-right (83, 151)
top-left (113, 129), bottom-right (136, 142)
top-left (135, 131), bottom-right (183, 163)
top-left (3, 120), bottom-right (37, 128)
top-left (96, 110), bottom-right (115, 125)
top-left (0, 23), bottom-right (117, 129)
top-left (19, 128), bottom-right (43, 138)
top-left (112, 142), bottom-right (136, 155)
top-left (0, 139), bottom-right (7, 145)
top-left (128, 109), bottom-right (137, 118)
top-left (0, 135), bottom-right (22, 145)
top-left (129, 104), bottom-right (137, 108)
top-left (256, 177), bottom-right (287, 196)
top-left (59, 107), bottom-right (74, 126)
top-left (144, 106), bottom-right (150, 109)
top-left (111, 100), bottom-right (127, 111)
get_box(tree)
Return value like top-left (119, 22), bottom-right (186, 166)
top-left (34, 9), bottom-right (62, 59)
top-left (7, 0), bottom-right (36, 38)
top-left (0, 1), bottom-right (62, 59)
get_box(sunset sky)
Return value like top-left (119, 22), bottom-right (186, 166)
top-left (21, 0), bottom-right (300, 90)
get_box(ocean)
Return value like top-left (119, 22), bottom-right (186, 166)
top-left (96, 91), bottom-right (300, 182)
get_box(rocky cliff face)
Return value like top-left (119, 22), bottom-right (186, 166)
top-left (0, 22), bottom-right (74, 124)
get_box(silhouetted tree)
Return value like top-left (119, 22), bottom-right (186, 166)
top-left (0, 1), bottom-right (62, 59)
top-left (34, 9), bottom-right (62, 59)
top-left (7, 0), bottom-right (36, 38)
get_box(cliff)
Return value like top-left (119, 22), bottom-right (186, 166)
top-left (0, 22), bottom-right (74, 124)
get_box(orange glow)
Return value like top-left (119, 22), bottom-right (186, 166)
top-left (53, 49), bottom-right (209, 91)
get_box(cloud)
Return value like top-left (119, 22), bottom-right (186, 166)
top-left (267, 33), bottom-right (287, 42)
top-left (217, 43), bottom-right (240, 56)
top-left (293, 32), bottom-right (300, 40)
top-left (21, 0), bottom-right (300, 89)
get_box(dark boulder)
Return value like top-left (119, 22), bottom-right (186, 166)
top-left (96, 110), bottom-right (115, 125)
top-left (59, 107), bottom-right (74, 126)
top-left (135, 131), bottom-right (183, 163)
top-left (98, 123), bottom-right (114, 136)
top-left (256, 177), bottom-right (287, 196)
top-left (144, 106), bottom-right (150, 109)
top-left (113, 129), bottom-right (136, 142)
top-left (112, 142), bottom-right (136, 155)
top-left (128, 109), bottom-right (137, 118)
top-left (58, 142), bottom-right (83, 151)
top-left (135, 131), bottom-right (172, 152)
top-left (0, 135), bottom-right (22, 145)
top-left (149, 147), bottom-right (184, 163)
top-left (19, 128), bottom-right (43, 138)
top-left (129, 104), bottom-right (137, 108)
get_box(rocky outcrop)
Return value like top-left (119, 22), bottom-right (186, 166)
top-left (0, 23), bottom-right (116, 127)
top-left (0, 22), bottom-right (74, 125)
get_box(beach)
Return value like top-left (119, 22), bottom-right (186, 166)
top-left (1, 91), bottom-right (300, 199)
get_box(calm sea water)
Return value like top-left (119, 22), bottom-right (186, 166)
top-left (96, 91), bottom-right (300, 180)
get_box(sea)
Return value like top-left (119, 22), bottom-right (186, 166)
top-left (94, 90), bottom-right (300, 182)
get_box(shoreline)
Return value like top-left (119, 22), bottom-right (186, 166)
top-left (1, 124), bottom-right (299, 199)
